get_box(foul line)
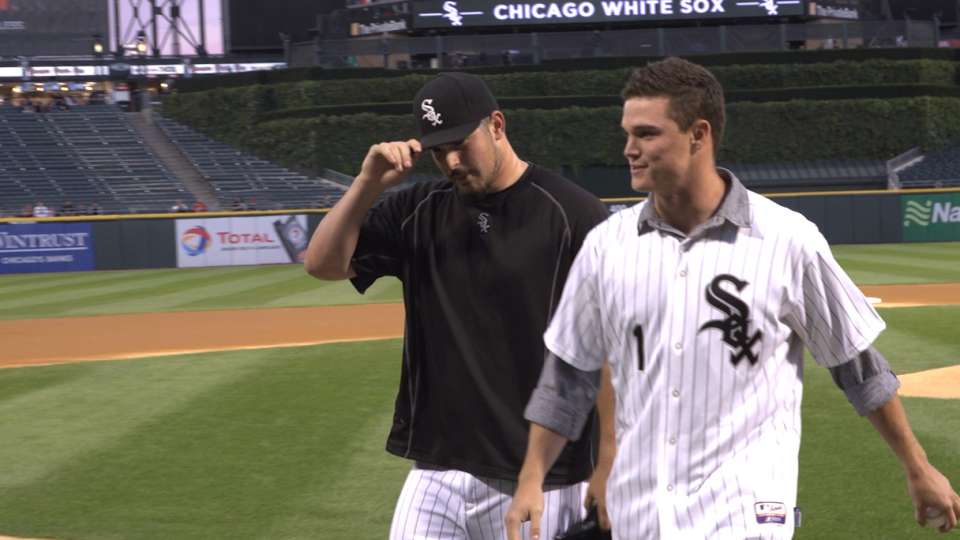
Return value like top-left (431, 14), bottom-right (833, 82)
top-left (0, 334), bottom-right (403, 370)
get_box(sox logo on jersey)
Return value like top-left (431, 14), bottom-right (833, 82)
top-left (699, 274), bottom-right (763, 365)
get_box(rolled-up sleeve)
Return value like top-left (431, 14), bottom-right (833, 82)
top-left (829, 346), bottom-right (900, 416)
top-left (524, 352), bottom-right (601, 440)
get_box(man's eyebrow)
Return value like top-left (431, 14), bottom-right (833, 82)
top-left (622, 125), bottom-right (662, 133)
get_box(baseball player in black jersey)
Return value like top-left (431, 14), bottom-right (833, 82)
top-left (304, 72), bottom-right (615, 539)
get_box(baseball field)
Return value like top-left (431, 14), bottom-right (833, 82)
top-left (0, 241), bottom-right (958, 540)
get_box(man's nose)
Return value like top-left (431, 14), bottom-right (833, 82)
top-left (444, 150), bottom-right (462, 171)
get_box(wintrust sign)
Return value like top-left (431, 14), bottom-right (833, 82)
top-left (0, 223), bottom-right (94, 274)
top-left (413, 0), bottom-right (805, 28)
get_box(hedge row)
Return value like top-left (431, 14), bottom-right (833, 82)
top-left (168, 97), bottom-right (960, 176)
top-left (166, 60), bottom-right (959, 117)
top-left (254, 85), bottom-right (960, 122)
top-left (175, 47), bottom-right (960, 93)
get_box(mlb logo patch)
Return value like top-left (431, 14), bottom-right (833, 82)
top-left (755, 502), bottom-right (787, 524)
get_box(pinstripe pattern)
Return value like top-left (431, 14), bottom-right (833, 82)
top-left (544, 179), bottom-right (885, 540)
top-left (390, 465), bottom-right (584, 540)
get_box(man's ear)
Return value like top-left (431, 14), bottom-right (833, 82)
top-left (690, 119), bottom-right (711, 153)
top-left (489, 111), bottom-right (506, 141)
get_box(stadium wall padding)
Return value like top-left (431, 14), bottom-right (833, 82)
top-left (5, 191), bottom-right (937, 275)
top-left (93, 219), bottom-right (176, 270)
top-left (774, 193), bottom-right (904, 245)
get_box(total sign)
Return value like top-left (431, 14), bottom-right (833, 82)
top-left (176, 215), bottom-right (308, 268)
top-left (902, 193), bottom-right (960, 242)
top-left (413, 0), bottom-right (805, 28)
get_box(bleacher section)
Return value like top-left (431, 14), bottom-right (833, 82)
top-left (724, 159), bottom-right (889, 192)
top-left (898, 146), bottom-right (960, 188)
top-left (0, 106), bottom-right (189, 215)
top-left (153, 116), bottom-right (346, 210)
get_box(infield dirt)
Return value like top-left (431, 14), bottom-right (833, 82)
top-left (1, 283), bottom-right (957, 398)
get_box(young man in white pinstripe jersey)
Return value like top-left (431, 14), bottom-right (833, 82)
top-left (506, 57), bottom-right (960, 539)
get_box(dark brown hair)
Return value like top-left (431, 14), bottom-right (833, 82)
top-left (621, 57), bottom-right (725, 151)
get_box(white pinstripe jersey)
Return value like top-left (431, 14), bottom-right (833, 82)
top-left (544, 172), bottom-right (885, 539)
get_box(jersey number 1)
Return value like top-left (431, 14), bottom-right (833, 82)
top-left (634, 325), bottom-right (644, 372)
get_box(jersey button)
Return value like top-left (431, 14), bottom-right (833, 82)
top-left (679, 269), bottom-right (687, 277)
top-left (674, 342), bottom-right (682, 351)
top-left (667, 484), bottom-right (674, 492)
top-left (672, 388), bottom-right (680, 398)
top-left (669, 436), bottom-right (677, 445)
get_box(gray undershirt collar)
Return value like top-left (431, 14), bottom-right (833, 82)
top-left (637, 168), bottom-right (751, 238)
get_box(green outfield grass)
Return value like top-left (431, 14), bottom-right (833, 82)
top-left (0, 265), bottom-right (402, 320)
top-left (0, 242), bottom-right (958, 539)
top-left (831, 242), bottom-right (960, 285)
top-left (0, 242), bottom-right (957, 321)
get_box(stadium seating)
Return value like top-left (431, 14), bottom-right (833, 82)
top-left (898, 146), bottom-right (960, 188)
top-left (0, 105), bottom-right (189, 215)
top-left (723, 159), bottom-right (889, 192)
top-left (153, 116), bottom-right (346, 210)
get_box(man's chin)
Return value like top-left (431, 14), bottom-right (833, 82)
top-left (452, 178), bottom-right (485, 195)
top-left (630, 175), bottom-right (653, 193)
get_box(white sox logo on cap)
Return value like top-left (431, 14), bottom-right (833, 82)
top-left (421, 99), bottom-right (443, 127)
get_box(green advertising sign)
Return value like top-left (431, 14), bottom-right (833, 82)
top-left (902, 193), bottom-right (960, 242)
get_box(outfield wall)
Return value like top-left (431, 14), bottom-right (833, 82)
top-left (1, 190), bottom-right (958, 274)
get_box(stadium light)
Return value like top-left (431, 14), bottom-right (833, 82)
top-left (136, 31), bottom-right (147, 55)
top-left (93, 34), bottom-right (104, 56)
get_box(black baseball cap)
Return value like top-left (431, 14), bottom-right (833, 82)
top-left (413, 72), bottom-right (499, 149)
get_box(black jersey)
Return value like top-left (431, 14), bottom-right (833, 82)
top-left (350, 163), bottom-right (608, 484)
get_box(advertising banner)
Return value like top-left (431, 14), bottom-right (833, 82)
top-left (902, 193), bottom-right (960, 242)
top-left (0, 222), bottom-right (94, 274)
top-left (413, 0), bottom-right (806, 28)
top-left (175, 215), bottom-right (309, 268)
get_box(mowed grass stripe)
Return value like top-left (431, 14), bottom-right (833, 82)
top-left (261, 275), bottom-right (403, 308)
top-left (62, 264), bottom-right (297, 316)
top-left (833, 254), bottom-right (959, 284)
top-left (841, 268), bottom-right (944, 286)
top-left (834, 250), bottom-right (958, 269)
top-left (834, 258), bottom-right (960, 285)
top-left (0, 266), bottom-right (255, 316)
top-left (0, 267), bottom-right (223, 310)
top-left (0, 340), bottom-right (403, 540)
top-left (7, 266), bottom-right (272, 318)
top-left (168, 268), bottom-right (321, 311)
top-left (170, 268), bottom-right (398, 311)
top-left (0, 266), bottom-right (403, 320)
top-left (831, 242), bottom-right (960, 259)
top-left (0, 349), bottom-right (271, 491)
top-left (0, 269), bottom-right (151, 294)
top-left (872, 306), bottom-right (960, 374)
top-left (260, 404), bottom-right (408, 540)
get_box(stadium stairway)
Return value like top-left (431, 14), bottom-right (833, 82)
top-left (126, 111), bottom-right (219, 210)
top-left (153, 115), bottom-right (347, 210)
